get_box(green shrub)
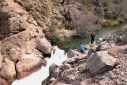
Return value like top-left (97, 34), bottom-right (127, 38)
top-left (110, 20), bottom-right (119, 26)
top-left (45, 32), bottom-right (63, 45)
top-left (64, 21), bottom-right (76, 30)
top-left (101, 20), bottom-right (119, 27)
top-left (101, 20), bottom-right (111, 27)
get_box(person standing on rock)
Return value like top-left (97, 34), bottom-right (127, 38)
top-left (91, 32), bottom-right (95, 44)
top-left (79, 43), bottom-right (85, 53)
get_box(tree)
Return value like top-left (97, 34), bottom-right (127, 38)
top-left (74, 11), bottom-right (100, 36)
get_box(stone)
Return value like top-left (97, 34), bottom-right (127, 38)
top-left (36, 38), bottom-right (52, 55)
top-left (86, 51), bottom-right (117, 76)
top-left (49, 63), bottom-right (59, 75)
top-left (67, 49), bottom-right (80, 58)
top-left (60, 63), bottom-right (71, 71)
top-left (0, 77), bottom-right (8, 85)
top-left (16, 54), bottom-right (44, 79)
top-left (0, 58), bottom-right (16, 84)
top-left (65, 57), bottom-right (75, 64)
top-left (51, 68), bottom-right (61, 78)
top-left (1, 30), bottom-right (31, 62)
top-left (78, 66), bottom-right (87, 73)
top-left (61, 68), bottom-right (76, 80)
top-left (88, 49), bottom-right (96, 56)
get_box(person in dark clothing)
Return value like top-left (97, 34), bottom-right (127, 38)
top-left (91, 32), bottom-right (95, 44)
top-left (79, 43), bottom-right (85, 53)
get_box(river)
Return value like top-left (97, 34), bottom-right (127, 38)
top-left (61, 24), bottom-right (127, 49)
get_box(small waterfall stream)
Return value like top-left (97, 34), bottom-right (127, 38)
top-left (12, 46), bottom-right (67, 85)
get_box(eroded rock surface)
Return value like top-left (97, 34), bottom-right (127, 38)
top-left (0, 0), bottom-right (52, 85)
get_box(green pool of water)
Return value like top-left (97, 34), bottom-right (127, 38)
top-left (61, 24), bottom-right (127, 49)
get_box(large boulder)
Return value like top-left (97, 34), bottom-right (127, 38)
top-left (0, 77), bottom-right (8, 85)
top-left (86, 51), bottom-right (117, 76)
top-left (1, 30), bottom-right (31, 62)
top-left (16, 54), bottom-right (45, 79)
top-left (36, 38), bottom-right (52, 55)
top-left (0, 58), bottom-right (16, 84)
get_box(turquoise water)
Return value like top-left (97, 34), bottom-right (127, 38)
top-left (61, 24), bottom-right (127, 49)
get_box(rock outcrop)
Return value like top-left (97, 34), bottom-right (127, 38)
top-left (0, 0), bottom-right (127, 85)
top-left (0, 0), bottom-right (52, 85)
top-left (42, 25), bottom-right (127, 85)
top-left (16, 54), bottom-right (46, 79)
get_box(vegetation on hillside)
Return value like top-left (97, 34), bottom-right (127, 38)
top-left (14, 0), bottom-right (127, 45)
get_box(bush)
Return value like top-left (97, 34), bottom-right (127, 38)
top-left (101, 20), bottom-right (119, 27)
top-left (45, 32), bottom-right (63, 45)
top-left (64, 21), bottom-right (76, 30)
top-left (101, 20), bottom-right (111, 27)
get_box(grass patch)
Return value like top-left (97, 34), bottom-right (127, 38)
top-left (102, 20), bottom-right (119, 27)
top-left (110, 20), bottom-right (119, 26)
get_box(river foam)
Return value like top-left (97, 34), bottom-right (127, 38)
top-left (12, 46), bottom-right (67, 85)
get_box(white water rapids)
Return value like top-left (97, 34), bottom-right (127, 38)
top-left (12, 46), bottom-right (67, 85)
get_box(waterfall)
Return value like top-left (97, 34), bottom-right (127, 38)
top-left (12, 46), bottom-right (67, 85)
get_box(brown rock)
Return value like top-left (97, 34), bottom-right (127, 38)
top-left (61, 68), bottom-right (77, 80)
top-left (16, 54), bottom-right (44, 79)
top-left (0, 58), bottom-right (16, 84)
top-left (51, 68), bottom-right (61, 79)
top-left (86, 51), bottom-right (117, 76)
top-left (0, 77), bottom-right (9, 85)
top-left (65, 57), bottom-right (75, 64)
top-left (67, 49), bottom-right (80, 58)
top-left (1, 30), bottom-right (31, 61)
top-left (36, 38), bottom-right (52, 55)
top-left (0, 6), bottom-right (12, 18)
top-left (60, 63), bottom-right (71, 71)
top-left (49, 63), bottom-right (59, 75)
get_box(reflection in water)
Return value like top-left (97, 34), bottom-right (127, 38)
top-left (12, 46), bottom-right (67, 85)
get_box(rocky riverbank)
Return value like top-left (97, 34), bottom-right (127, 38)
top-left (0, 0), bottom-right (127, 85)
top-left (42, 25), bottom-right (127, 85)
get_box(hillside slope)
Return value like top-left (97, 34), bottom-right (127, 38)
top-left (13, 0), bottom-right (127, 45)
